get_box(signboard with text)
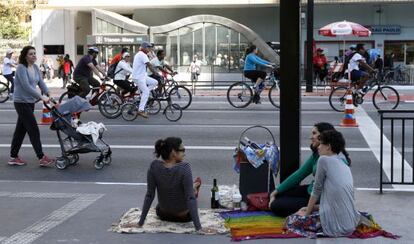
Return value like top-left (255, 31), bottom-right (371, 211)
top-left (87, 35), bottom-right (148, 45)
top-left (369, 25), bottom-right (401, 35)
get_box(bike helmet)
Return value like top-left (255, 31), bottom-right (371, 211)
top-left (88, 46), bottom-right (99, 54)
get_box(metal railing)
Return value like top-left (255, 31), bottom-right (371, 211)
top-left (379, 110), bottom-right (414, 193)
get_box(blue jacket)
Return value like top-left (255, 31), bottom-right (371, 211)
top-left (14, 64), bottom-right (49, 103)
top-left (243, 53), bottom-right (270, 71)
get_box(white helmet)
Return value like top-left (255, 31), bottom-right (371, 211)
top-left (88, 46), bottom-right (99, 53)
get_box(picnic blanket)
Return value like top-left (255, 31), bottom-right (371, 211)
top-left (220, 210), bottom-right (400, 241)
top-left (110, 208), bottom-right (228, 235)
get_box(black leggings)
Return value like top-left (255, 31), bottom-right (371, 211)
top-left (10, 103), bottom-right (44, 159)
top-left (113, 79), bottom-right (137, 94)
top-left (270, 185), bottom-right (310, 217)
top-left (155, 205), bottom-right (192, 223)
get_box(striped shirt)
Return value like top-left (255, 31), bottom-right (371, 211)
top-left (139, 160), bottom-right (201, 230)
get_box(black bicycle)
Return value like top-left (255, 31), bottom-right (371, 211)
top-left (0, 78), bottom-right (11, 103)
top-left (329, 72), bottom-right (400, 112)
top-left (227, 68), bottom-right (280, 108)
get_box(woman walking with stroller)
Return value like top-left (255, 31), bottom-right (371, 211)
top-left (130, 137), bottom-right (214, 234)
top-left (8, 46), bottom-right (55, 167)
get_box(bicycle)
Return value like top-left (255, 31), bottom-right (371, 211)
top-left (227, 68), bottom-right (280, 108)
top-left (156, 72), bottom-right (192, 110)
top-left (120, 89), bottom-right (182, 122)
top-left (58, 78), bottom-right (122, 118)
top-left (383, 65), bottom-right (410, 84)
top-left (0, 78), bottom-right (11, 103)
top-left (329, 72), bottom-right (400, 112)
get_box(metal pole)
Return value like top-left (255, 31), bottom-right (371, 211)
top-left (305, 0), bottom-right (314, 93)
top-left (280, 0), bottom-right (301, 181)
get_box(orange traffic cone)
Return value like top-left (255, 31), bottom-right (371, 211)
top-left (340, 90), bottom-right (358, 127)
top-left (39, 104), bottom-right (53, 125)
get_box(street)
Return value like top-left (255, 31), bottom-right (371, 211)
top-left (0, 91), bottom-right (413, 243)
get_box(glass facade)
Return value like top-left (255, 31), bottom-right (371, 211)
top-left (153, 22), bottom-right (249, 73)
top-left (385, 41), bottom-right (414, 65)
top-left (96, 18), bottom-right (139, 34)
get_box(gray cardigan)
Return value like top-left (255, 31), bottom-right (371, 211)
top-left (14, 64), bottom-right (49, 103)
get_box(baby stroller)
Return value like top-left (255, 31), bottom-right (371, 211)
top-left (47, 96), bottom-right (112, 170)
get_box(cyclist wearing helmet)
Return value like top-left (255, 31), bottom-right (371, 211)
top-left (73, 46), bottom-right (106, 98)
top-left (243, 45), bottom-right (275, 104)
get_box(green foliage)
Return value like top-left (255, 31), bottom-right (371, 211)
top-left (0, 1), bottom-right (31, 40)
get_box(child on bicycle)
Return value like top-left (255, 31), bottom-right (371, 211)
top-left (348, 44), bottom-right (375, 95)
top-left (243, 45), bottom-right (275, 104)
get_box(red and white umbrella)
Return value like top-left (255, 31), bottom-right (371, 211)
top-left (319, 20), bottom-right (371, 37)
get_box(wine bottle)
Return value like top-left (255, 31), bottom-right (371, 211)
top-left (211, 179), bottom-right (219, 209)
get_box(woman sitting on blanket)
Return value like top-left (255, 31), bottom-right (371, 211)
top-left (285, 130), bottom-right (360, 238)
top-left (269, 122), bottom-right (351, 216)
top-left (131, 137), bottom-right (213, 234)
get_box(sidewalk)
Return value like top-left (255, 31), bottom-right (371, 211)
top-left (0, 180), bottom-right (412, 243)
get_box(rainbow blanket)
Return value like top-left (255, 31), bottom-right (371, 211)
top-left (220, 211), bottom-right (400, 241)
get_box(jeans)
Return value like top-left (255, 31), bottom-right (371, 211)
top-left (133, 76), bottom-right (158, 112)
top-left (10, 103), bottom-right (44, 159)
top-left (3, 73), bottom-right (14, 93)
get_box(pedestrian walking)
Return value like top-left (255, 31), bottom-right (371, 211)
top-left (8, 46), bottom-right (55, 167)
top-left (62, 54), bottom-right (74, 88)
top-left (2, 49), bottom-right (17, 97)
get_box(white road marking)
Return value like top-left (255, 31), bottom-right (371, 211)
top-left (0, 144), bottom-right (371, 151)
top-left (356, 187), bottom-right (414, 192)
top-left (356, 107), bottom-right (414, 190)
top-left (0, 192), bottom-right (103, 244)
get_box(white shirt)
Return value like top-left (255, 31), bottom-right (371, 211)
top-left (132, 51), bottom-right (149, 80)
top-left (348, 53), bottom-right (365, 72)
top-left (2, 57), bottom-right (15, 75)
top-left (114, 60), bottom-right (133, 81)
top-left (148, 57), bottom-right (165, 76)
top-left (189, 60), bottom-right (202, 73)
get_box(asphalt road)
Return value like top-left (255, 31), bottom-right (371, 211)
top-left (0, 94), bottom-right (413, 244)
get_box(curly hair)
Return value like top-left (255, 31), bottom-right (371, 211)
top-left (18, 46), bottom-right (36, 67)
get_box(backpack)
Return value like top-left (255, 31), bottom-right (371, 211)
top-left (341, 52), bottom-right (358, 77)
top-left (107, 61), bottom-right (122, 79)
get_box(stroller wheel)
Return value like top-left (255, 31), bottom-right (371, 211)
top-left (103, 156), bottom-right (111, 165)
top-left (68, 154), bottom-right (79, 165)
top-left (94, 158), bottom-right (104, 170)
top-left (56, 157), bottom-right (69, 170)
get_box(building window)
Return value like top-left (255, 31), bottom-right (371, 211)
top-left (43, 45), bottom-right (64, 55)
top-left (77, 45), bottom-right (84, 55)
top-left (385, 41), bottom-right (414, 65)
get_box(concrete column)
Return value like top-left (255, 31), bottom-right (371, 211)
top-left (64, 10), bottom-right (77, 61)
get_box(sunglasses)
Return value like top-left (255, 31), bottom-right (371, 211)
top-left (177, 148), bottom-right (186, 152)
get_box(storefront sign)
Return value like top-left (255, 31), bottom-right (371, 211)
top-left (87, 35), bottom-right (148, 45)
top-left (370, 25), bottom-right (401, 35)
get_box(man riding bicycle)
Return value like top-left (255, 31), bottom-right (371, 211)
top-left (243, 45), bottom-right (275, 104)
top-left (132, 42), bottom-right (159, 118)
top-left (148, 49), bottom-right (175, 94)
top-left (348, 43), bottom-right (375, 95)
top-left (73, 47), bottom-right (107, 98)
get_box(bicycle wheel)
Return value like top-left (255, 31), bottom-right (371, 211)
top-left (328, 86), bottom-right (348, 112)
top-left (164, 103), bottom-right (183, 122)
top-left (268, 83), bottom-right (280, 108)
top-left (227, 82), bottom-right (253, 108)
top-left (0, 82), bottom-right (10, 103)
top-left (121, 102), bottom-right (138, 121)
top-left (146, 98), bottom-right (161, 115)
top-left (168, 85), bottom-right (192, 110)
top-left (98, 91), bottom-right (123, 119)
top-left (373, 86), bottom-right (400, 110)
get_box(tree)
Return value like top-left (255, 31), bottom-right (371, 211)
top-left (0, 0), bottom-right (31, 40)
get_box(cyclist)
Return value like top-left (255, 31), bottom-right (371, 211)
top-left (2, 49), bottom-right (17, 97)
top-left (113, 52), bottom-right (137, 95)
top-left (243, 45), bottom-right (275, 104)
top-left (148, 50), bottom-right (175, 94)
top-left (132, 42), bottom-right (158, 118)
top-left (313, 48), bottom-right (328, 82)
top-left (73, 47), bottom-right (107, 98)
top-left (110, 47), bottom-right (128, 65)
top-left (348, 43), bottom-right (375, 95)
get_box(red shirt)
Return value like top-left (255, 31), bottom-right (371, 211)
top-left (313, 55), bottom-right (327, 68)
top-left (111, 53), bottom-right (122, 65)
